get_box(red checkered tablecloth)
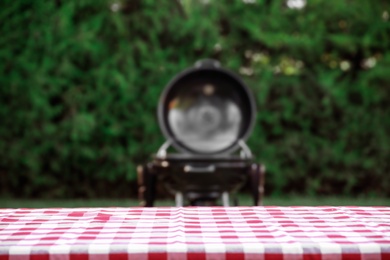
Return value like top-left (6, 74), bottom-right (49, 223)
top-left (1, 207), bottom-right (389, 260)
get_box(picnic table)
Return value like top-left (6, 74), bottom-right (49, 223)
top-left (1, 206), bottom-right (389, 259)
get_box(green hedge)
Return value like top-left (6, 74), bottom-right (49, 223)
top-left (1, 0), bottom-right (389, 198)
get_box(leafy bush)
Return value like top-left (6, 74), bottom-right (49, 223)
top-left (1, 0), bottom-right (389, 198)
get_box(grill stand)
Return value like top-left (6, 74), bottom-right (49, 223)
top-left (138, 141), bottom-right (265, 207)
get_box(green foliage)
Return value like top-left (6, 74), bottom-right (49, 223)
top-left (1, 0), bottom-right (389, 198)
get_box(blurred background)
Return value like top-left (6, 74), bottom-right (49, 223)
top-left (1, 0), bottom-right (389, 205)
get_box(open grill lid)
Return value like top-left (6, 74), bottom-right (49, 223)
top-left (158, 60), bottom-right (256, 156)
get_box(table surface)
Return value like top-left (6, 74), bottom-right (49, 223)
top-left (1, 206), bottom-right (389, 260)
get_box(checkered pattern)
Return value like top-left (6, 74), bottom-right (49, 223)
top-left (1, 207), bottom-right (389, 260)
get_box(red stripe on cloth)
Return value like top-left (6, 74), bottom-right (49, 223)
top-left (341, 254), bottom-right (361, 260)
top-left (0, 255), bottom-right (8, 260)
top-left (226, 253), bottom-right (245, 260)
top-left (108, 253), bottom-right (128, 260)
top-left (264, 253), bottom-right (284, 260)
top-left (303, 254), bottom-right (322, 260)
top-left (70, 254), bottom-right (89, 260)
top-left (187, 252), bottom-right (206, 260)
top-left (148, 252), bottom-right (167, 260)
top-left (30, 255), bottom-right (49, 260)
top-left (4, 255), bottom-right (28, 260)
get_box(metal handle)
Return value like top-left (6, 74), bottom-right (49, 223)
top-left (156, 140), bottom-right (171, 158)
top-left (194, 59), bottom-right (221, 69)
top-left (238, 139), bottom-right (252, 158)
top-left (184, 165), bottom-right (216, 173)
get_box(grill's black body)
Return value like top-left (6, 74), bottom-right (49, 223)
top-left (138, 60), bottom-right (265, 206)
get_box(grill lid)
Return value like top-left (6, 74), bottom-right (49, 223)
top-left (158, 59), bottom-right (256, 155)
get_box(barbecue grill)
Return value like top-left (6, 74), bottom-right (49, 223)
top-left (137, 59), bottom-right (265, 206)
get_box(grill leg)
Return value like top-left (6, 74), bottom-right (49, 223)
top-left (222, 191), bottom-right (230, 207)
top-left (250, 163), bottom-right (266, 206)
top-left (137, 164), bottom-right (156, 207)
top-left (175, 192), bottom-right (184, 207)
